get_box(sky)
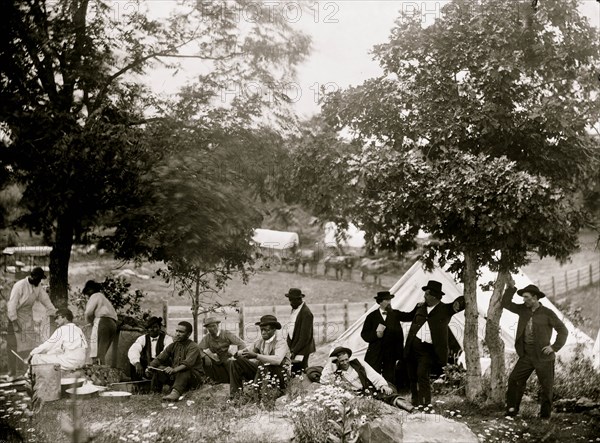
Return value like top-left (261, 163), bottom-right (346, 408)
top-left (144, 1), bottom-right (600, 119)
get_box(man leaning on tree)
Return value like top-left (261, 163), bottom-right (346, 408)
top-left (502, 276), bottom-right (567, 420)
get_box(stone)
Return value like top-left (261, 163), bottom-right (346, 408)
top-left (192, 383), bottom-right (230, 403)
top-left (400, 412), bottom-right (479, 443)
top-left (234, 411), bottom-right (295, 443)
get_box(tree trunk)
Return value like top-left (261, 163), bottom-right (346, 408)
top-left (485, 269), bottom-right (508, 404)
top-left (49, 213), bottom-right (75, 308)
top-left (192, 270), bottom-right (200, 342)
top-left (463, 250), bottom-right (482, 400)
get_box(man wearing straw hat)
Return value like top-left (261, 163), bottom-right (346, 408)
top-left (503, 277), bottom-right (568, 420)
top-left (228, 314), bottom-right (290, 399)
top-left (127, 316), bottom-right (173, 382)
top-left (198, 317), bottom-right (247, 383)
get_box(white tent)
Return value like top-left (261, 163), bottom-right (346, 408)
top-left (251, 229), bottom-right (299, 251)
top-left (332, 261), bottom-right (595, 372)
top-left (324, 222), bottom-right (366, 250)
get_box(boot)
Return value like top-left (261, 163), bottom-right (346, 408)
top-left (162, 389), bottom-right (181, 402)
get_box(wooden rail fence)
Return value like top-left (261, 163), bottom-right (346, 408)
top-left (162, 300), bottom-right (372, 344)
top-left (536, 262), bottom-right (599, 298)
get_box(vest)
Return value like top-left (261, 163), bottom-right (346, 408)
top-left (140, 332), bottom-right (166, 368)
top-left (335, 359), bottom-right (375, 392)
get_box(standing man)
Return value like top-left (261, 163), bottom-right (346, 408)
top-left (229, 315), bottom-right (290, 399)
top-left (146, 321), bottom-right (203, 402)
top-left (503, 278), bottom-right (567, 419)
top-left (402, 280), bottom-right (465, 407)
top-left (198, 317), bottom-right (247, 383)
top-left (360, 291), bottom-right (414, 385)
top-left (7, 267), bottom-right (56, 379)
top-left (284, 288), bottom-right (315, 374)
top-left (127, 316), bottom-right (173, 382)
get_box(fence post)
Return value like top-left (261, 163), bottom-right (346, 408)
top-left (238, 303), bottom-right (245, 340)
top-left (344, 300), bottom-right (349, 331)
top-left (577, 269), bottom-right (580, 288)
top-left (565, 270), bottom-right (569, 295)
top-left (590, 264), bottom-right (593, 285)
top-left (163, 299), bottom-right (168, 330)
top-left (551, 276), bottom-right (555, 298)
top-left (364, 302), bottom-right (369, 313)
top-left (323, 304), bottom-right (328, 343)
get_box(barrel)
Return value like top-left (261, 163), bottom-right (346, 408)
top-left (32, 364), bottom-right (61, 401)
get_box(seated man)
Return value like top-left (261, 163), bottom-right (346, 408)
top-left (28, 308), bottom-right (87, 371)
top-left (146, 321), bottom-right (203, 402)
top-left (321, 346), bottom-right (413, 412)
top-left (229, 315), bottom-right (290, 399)
top-left (198, 317), bottom-right (247, 383)
top-left (127, 316), bottom-right (173, 383)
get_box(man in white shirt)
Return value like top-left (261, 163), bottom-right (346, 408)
top-left (28, 308), bottom-right (87, 370)
top-left (7, 267), bottom-right (56, 378)
top-left (401, 280), bottom-right (465, 406)
top-left (320, 347), bottom-right (413, 411)
top-left (127, 316), bottom-right (173, 382)
top-left (229, 315), bottom-right (290, 399)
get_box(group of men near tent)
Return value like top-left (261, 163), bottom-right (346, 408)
top-left (5, 267), bottom-right (568, 419)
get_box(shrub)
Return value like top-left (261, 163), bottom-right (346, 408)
top-left (69, 276), bottom-right (150, 328)
top-left (286, 383), bottom-right (382, 443)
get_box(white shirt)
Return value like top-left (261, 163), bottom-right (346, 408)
top-left (379, 309), bottom-right (387, 321)
top-left (416, 304), bottom-right (437, 344)
top-left (30, 323), bottom-right (87, 355)
top-left (128, 333), bottom-right (174, 365)
top-left (320, 358), bottom-right (388, 391)
top-left (287, 302), bottom-right (304, 340)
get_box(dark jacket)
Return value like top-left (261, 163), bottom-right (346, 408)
top-left (287, 303), bottom-right (316, 357)
top-left (501, 286), bottom-right (568, 361)
top-left (151, 339), bottom-right (203, 377)
top-left (361, 308), bottom-right (415, 369)
top-left (403, 297), bottom-right (466, 366)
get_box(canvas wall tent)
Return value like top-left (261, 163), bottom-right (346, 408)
top-left (594, 329), bottom-right (600, 371)
top-left (332, 261), bottom-right (595, 373)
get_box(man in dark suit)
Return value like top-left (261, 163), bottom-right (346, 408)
top-left (502, 278), bottom-right (567, 419)
top-left (361, 291), bottom-right (415, 385)
top-left (401, 280), bottom-right (465, 406)
top-left (284, 288), bottom-right (316, 373)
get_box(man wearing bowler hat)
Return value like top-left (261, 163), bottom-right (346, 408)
top-left (198, 317), bottom-right (247, 383)
top-left (229, 314), bottom-right (291, 398)
top-left (284, 288), bottom-right (315, 374)
top-left (502, 276), bottom-right (567, 419)
top-left (401, 280), bottom-right (465, 406)
top-left (361, 291), bottom-right (415, 385)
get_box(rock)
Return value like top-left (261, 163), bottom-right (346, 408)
top-left (359, 414), bottom-right (404, 443)
top-left (235, 412), bottom-right (294, 443)
top-left (400, 412), bottom-right (479, 443)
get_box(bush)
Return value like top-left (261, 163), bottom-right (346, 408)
top-left (69, 276), bottom-right (150, 328)
top-left (286, 383), bottom-right (382, 443)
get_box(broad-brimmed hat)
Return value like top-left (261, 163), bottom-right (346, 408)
top-left (330, 346), bottom-right (353, 359)
top-left (374, 291), bottom-right (394, 302)
top-left (517, 284), bottom-right (546, 299)
top-left (285, 288), bottom-right (305, 298)
top-left (203, 317), bottom-right (221, 327)
top-left (30, 267), bottom-right (47, 279)
top-left (255, 315), bottom-right (282, 329)
top-left (422, 280), bottom-right (445, 297)
top-left (145, 316), bottom-right (163, 328)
